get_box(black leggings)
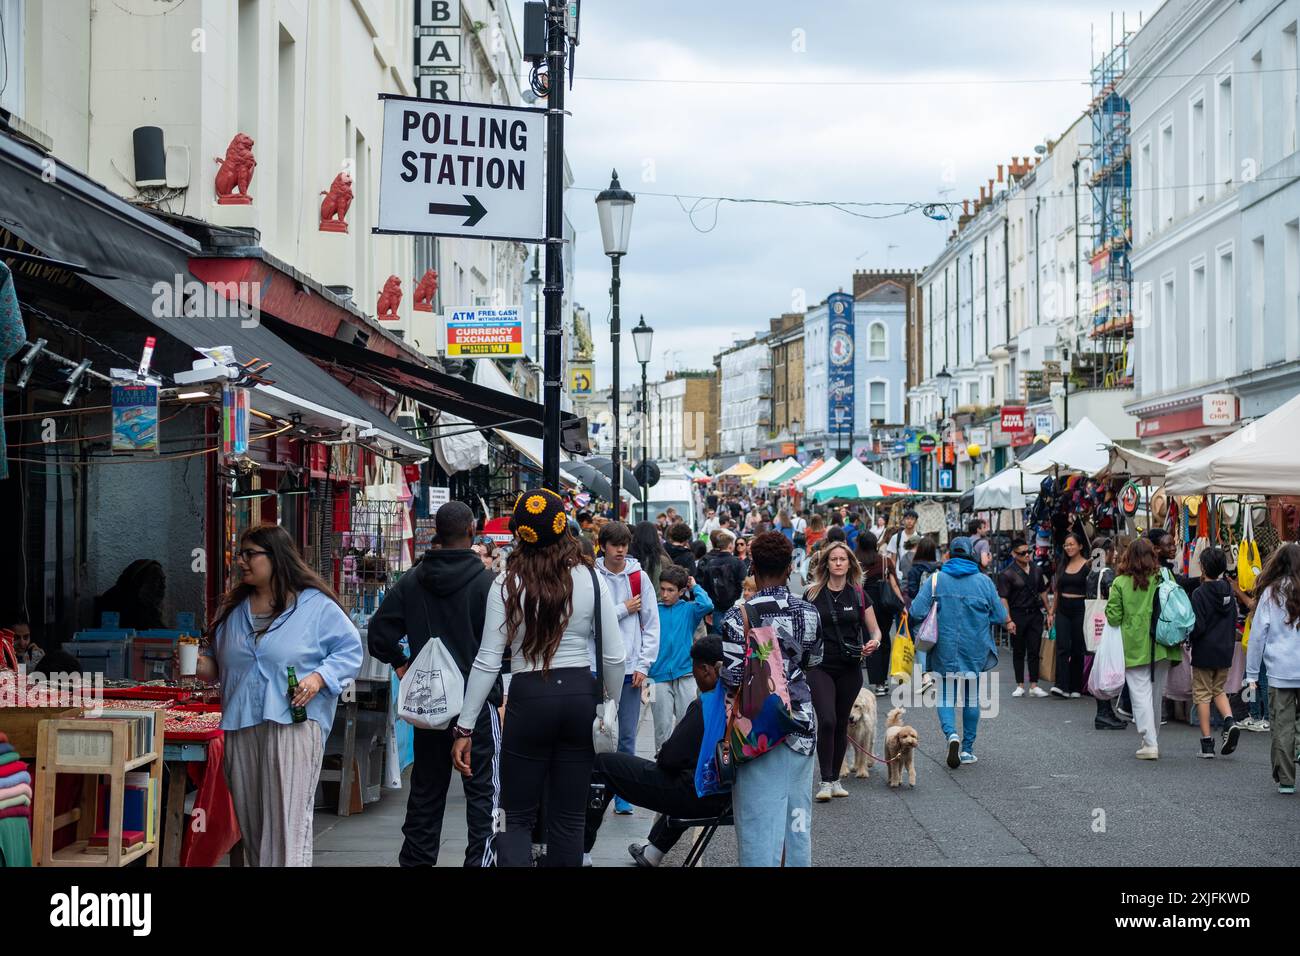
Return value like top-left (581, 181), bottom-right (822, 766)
top-left (1055, 597), bottom-right (1087, 693)
top-left (1010, 610), bottom-right (1043, 684)
top-left (808, 662), bottom-right (864, 783)
top-left (865, 603), bottom-right (897, 687)
top-left (496, 668), bottom-right (596, 868)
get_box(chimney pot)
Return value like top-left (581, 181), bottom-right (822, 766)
top-left (962, 199), bottom-right (970, 215)
top-left (997, 164), bottom-right (1004, 183)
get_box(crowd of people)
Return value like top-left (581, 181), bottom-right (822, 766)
top-left (177, 479), bottom-right (1300, 868)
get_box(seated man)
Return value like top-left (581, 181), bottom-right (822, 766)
top-left (585, 636), bottom-right (730, 867)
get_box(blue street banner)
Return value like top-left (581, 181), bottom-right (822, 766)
top-left (826, 292), bottom-right (855, 448)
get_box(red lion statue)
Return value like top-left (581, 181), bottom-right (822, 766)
top-left (214, 133), bottom-right (256, 203)
top-left (413, 269), bottom-right (439, 311)
top-left (376, 276), bottom-right (402, 319)
top-left (319, 172), bottom-right (354, 230)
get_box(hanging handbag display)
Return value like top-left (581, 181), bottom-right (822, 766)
top-left (589, 566), bottom-right (619, 754)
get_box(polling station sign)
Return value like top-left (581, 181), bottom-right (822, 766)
top-left (376, 95), bottom-right (545, 243)
top-left (443, 306), bottom-right (525, 357)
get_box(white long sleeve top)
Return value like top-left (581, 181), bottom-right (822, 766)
top-left (458, 565), bottom-right (626, 731)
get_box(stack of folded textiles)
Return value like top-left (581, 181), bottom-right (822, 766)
top-left (0, 732), bottom-right (32, 866)
top-left (0, 733), bottom-right (32, 820)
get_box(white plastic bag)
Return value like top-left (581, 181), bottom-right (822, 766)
top-left (593, 696), bottom-right (619, 754)
top-left (397, 637), bottom-right (464, 729)
top-left (1086, 622), bottom-right (1126, 700)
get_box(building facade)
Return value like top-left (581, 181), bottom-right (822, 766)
top-left (653, 371), bottom-right (716, 463)
top-left (767, 313), bottom-right (805, 458)
top-left (715, 336), bottom-right (772, 462)
top-left (1121, 0), bottom-right (1300, 454)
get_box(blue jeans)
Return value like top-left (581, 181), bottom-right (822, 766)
top-left (937, 674), bottom-right (982, 753)
top-left (1251, 659), bottom-right (1270, 720)
top-left (614, 677), bottom-right (642, 812)
top-left (732, 743), bottom-right (815, 867)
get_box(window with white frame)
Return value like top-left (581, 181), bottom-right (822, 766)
top-left (1190, 258), bottom-right (1207, 383)
top-left (1287, 220), bottom-right (1300, 361)
top-left (1215, 245), bottom-right (1235, 380)
top-left (869, 381), bottom-right (887, 424)
top-left (1159, 118), bottom-right (1175, 228)
top-left (1286, 24), bottom-right (1298, 158)
top-left (868, 321), bottom-right (887, 360)
top-left (1190, 91), bottom-right (1207, 207)
top-left (1215, 72), bottom-right (1233, 196)
top-left (1139, 136), bottom-right (1155, 239)
top-left (0, 0), bottom-right (22, 118)
top-left (1160, 273), bottom-right (1176, 392)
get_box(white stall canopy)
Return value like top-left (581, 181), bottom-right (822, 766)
top-left (1166, 392), bottom-right (1300, 495)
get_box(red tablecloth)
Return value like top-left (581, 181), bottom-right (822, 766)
top-left (177, 731), bottom-right (240, 867)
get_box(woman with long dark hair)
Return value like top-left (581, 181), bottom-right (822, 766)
top-left (629, 520), bottom-right (672, 590)
top-left (804, 541), bottom-right (882, 801)
top-left (858, 531), bottom-right (904, 696)
top-left (194, 525), bottom-right (362, 866)
top-left (1245, 543), bottom-right (1300, 792)
top-left (1050, 531), bottom-right (1091, 698)
top-left (452, 489), bottom-right (625, 866)
top-left (1105, 537), bottom-right (1183, 759)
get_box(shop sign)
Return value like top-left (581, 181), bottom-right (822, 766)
top-left (428, 486), bottom-right (451, 511)
top-left (969, 426), bottom-right (990, 448)
top-left (1035, 412), bottom-right (1056, 436)
top-left (111, 380), bottom-right (159, 453)
top-left (442, 305), bottom-right (524, 357)
top-left (1202, 393), bottom-right (1237, 427)
top-left (918, 433), bottom-right (938, 454)
top-left (1010, 425), bottom-right (1037, 448)
top-left (570, 363), bottom-right (594, 395)
top-left (1138, 401), bottom-right (1235, 439)
top-left (892, 439), bottom-right (907, 455)
top-left (1001, 405), bottom-right (1028, 433)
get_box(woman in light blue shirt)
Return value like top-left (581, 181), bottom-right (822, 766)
top-left (196, 525), bottom-right (362, 866)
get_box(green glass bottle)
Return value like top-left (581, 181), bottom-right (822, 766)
top-left (287, 666), bottom-right (308, 723)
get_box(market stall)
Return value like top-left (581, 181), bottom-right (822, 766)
top-left (804, 457), bottom-right (910, 503)
top-left (1165, 391), bottom-right (1300, 496)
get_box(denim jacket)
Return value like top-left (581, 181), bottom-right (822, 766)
top-left (212, 589), bottom-right (363, 736)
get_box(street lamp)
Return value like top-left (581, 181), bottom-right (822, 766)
top-left (595, 170), bottom-right (636, 516)
top-left (632, 315), bottom-right (655, 521)
top-left (935, 366), bottom-right (952, 493)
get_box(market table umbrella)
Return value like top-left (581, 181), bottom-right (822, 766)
top-left (587, 457), bottom-right (641, 499)
top-left (718, 461), bottom-right (758, 478)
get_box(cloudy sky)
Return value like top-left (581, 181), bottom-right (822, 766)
top-left (509, 0), bottom-right (1151, 386)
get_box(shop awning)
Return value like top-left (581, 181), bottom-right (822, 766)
top-left (0, 128), bottom-right (423, 458)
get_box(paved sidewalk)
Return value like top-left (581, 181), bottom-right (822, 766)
top-left (312, 701), bottom-right (679, 867)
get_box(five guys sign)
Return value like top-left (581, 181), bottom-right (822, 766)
top-left (375, 95), bottom-right (546, 242)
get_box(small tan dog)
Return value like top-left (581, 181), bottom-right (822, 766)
top-left (840, 689), bottom-right (878, 779)
top-left (884, 707), bottom-right (919, 788)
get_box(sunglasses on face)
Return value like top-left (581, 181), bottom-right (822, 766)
top-left (1014, 550), bottom-right (1030, 557)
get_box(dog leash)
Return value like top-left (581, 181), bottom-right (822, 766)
top-left (847, 735), bottom-right (898, 765)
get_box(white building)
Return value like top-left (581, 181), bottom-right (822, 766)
top-left (1121, 0), bottom-right (1300, 454)
top-left (717, 336), bottom-right (771, 460)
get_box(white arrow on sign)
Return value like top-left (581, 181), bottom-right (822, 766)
top-left (376, 95), bottom-right (546, 243)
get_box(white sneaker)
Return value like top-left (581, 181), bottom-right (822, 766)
top-left (1012, 686), bottom-right (1026, 698)
top-left (1069, 692), bottom-right (1082, 699)
top-left (1029, 686), bottom-right (1050, 698)
top-left (816, 781), bottom-right (834, 802)
top-left (831, 780), bottom-right (850, 798)
top-left (1049, 686), bottom-right (1068, 698)
top-left (1136, 746), bottom-right (1159, 760)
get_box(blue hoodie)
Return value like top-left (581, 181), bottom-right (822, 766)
top-left (649, 584), bottom-right (714, 683)
top-left (909, 558), bottom-right (1006, 675)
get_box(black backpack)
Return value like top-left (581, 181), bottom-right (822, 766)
top-left (699, 552), bottom-right (742, 612)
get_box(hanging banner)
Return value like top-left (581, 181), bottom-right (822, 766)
top-left (1001, 405), bottom-right (1028, 433)
top-left (111, 380), bottom-right (159, 453)
top-left (826, 292), bottom-right (855, 450)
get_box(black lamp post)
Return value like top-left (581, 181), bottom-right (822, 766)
top-left (935, 366), bottom-right (952, 492)
top-left (595, 170), bottom-right (635, 517)
top-left (632, 315), bottom-right (654, 521)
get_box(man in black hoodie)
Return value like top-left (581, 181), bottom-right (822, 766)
top-left (665, 521), bottom-right (697, 577)
top-left (368, 501), bottom-right (499, 866)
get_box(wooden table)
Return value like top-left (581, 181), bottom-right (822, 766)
top-left (161, 739), bottom-right (242, 867)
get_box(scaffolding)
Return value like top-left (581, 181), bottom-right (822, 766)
top-left (1085, 17), bottom-right (1136, 389)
